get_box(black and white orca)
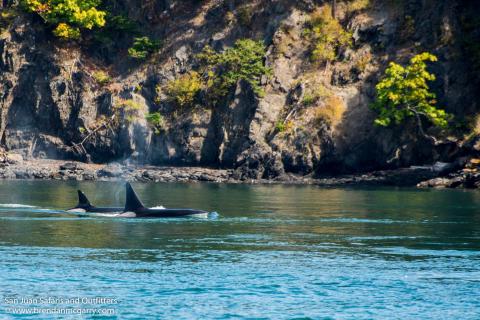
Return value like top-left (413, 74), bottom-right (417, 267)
top-left (67, 190), bottom-right (123, 213)
top-left (123, 182), bottom-right (209, 218)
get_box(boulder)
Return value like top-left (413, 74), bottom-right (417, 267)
top-left (97, 163), bottom-right (124, 177)
top-left (5, 153), bottom-right (23, 164)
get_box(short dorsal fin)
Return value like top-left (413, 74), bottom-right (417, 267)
top-left (124, 182), bottom-right (145, 211)
top-left (77, 190), bottom-right (92, 208)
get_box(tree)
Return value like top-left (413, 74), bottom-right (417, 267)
top-left (23, 0), bottom-right (106, 39)
top-left (198, 39), bottom-right (271, 100)
top-left (128, 36), bottom-right (161, 59)
top-left (331, 0), bottom-right (337, 19)
top-left (371, 52), bottom-right (452, 143)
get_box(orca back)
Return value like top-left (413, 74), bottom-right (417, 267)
top-left (76, 190), bottom-right (92, 209)
top-left (125, 183), bottom-right (145, 212)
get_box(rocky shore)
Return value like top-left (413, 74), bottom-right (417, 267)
top-left (417, 159), bottom-right (480, 189)
top-left (1, 154), bottom-right (478, 188)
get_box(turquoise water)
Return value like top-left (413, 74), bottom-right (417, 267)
top-left (0, 181), bottom-right (479, 319)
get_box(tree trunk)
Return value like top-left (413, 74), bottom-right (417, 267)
top-left (415, 113), bottom-right (439, 146)
top-left (331, 0), bottom-right (337, 19)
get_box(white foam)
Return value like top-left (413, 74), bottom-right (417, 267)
top-left (66, 208), bottom-right (86, 213)
top-left (150, 206), bottom-right (165, 209)
top-left (92, 213), bottom-right (118, 217)
top-left (117, 212), bottom-right (137, 218)
top-left (189, 212), bottom-right (209, 219)
top-left (93, 212), bottom-right (137, 218)
top-left (0, 204), bottom-right (37, 208)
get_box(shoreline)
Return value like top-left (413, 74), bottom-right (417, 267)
top-left (1, 158), bottom-right (477, 188)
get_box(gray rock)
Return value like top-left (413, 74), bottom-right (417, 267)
top-left (59, 162), bottom-right (78, 171)
top-left (98, 164), bottom-right (124, 178)
top-left (6, 153), bottom-right (23, 164)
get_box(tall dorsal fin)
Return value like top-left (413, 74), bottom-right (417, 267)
top-left (77, 190), bottom-right (92, 208)
top-left (124, 182), bottom-right (145, 211)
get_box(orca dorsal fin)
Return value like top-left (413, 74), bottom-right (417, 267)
top-left (77, 190), bottom-right (92, 208)
top-left (124, 182), bottom-right (145, 211)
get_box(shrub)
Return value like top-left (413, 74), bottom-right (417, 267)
top-left (346, 0), bottom-right (370, 13)
top-left (275, 120), bottom-right (294, 133)
top-left (113, 98), bottom-right (142, 123)
top-left (91, 14), bottom-right (138, 49)
top-left (22, 0), bottom-right (106, 39)
top-left (237, 6), bottom-right (253, 26)
top-left (400, 15), bottom-right (415, 41)
top-left (0, 9), bottom-right (16, 33)
top-left (304, 5), bottom-right (352, 64)
top-left (315, 96), bottom-right (346, 126)
top-left (302, 93), bottom-right (317, 107)
top-left (108, 15), bottom-right (137, 33)
top-left (355, 52), bottom-right (372, 73)
top-left (371, 53), bottom-right (452, 129)
top-left (128, 36), bottom-right (161, 59)
top-left (225, 11), bottom-right (235, 25)
top-left (198, 39), bottom-right (271, 99)
top-left (302, 84), bottom-right (332, 106)
top-left (92, 70), bottom-right (111, 85)
top-left (145, 112), bottom-right (165, 134)
top-left (163, 71), bottom-right (203, 108)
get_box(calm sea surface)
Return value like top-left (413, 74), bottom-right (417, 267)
top-left (0, 180), bottom-right (479, 319)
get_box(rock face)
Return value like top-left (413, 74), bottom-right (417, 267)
top-left (0, 0), bottom-right (479, 180)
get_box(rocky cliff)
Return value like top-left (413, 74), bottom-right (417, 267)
top-left (1, 0), bottom-right (479, 181)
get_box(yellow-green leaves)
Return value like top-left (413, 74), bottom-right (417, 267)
top-left (145, 112), bottom-right (165, 134)
top-left (53, 22), bottom-right (81, 39)
top-left (163, 72), bottom-right (203, 108)
top-left (23, 0), bottom-right (106, 39)
top-left (305, 5), bottom-right (352, 64)
top-left (372, 53), bottom-right (452, 129)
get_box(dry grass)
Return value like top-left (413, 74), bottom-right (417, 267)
top-left (355, 52), bottom-right (372, 73)
top-left (302, 83), bottom-right (332, 106)
top-left (314, 96), bottom-right (346, 126)
top-left (347, 0), bottom-right (370, 13)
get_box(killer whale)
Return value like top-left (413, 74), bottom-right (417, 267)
top-left (67, 190), bottom-right (123, 213)
top-left (123, 182), bottom-right (209, 218)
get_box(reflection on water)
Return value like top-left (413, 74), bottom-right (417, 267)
top-left (0, 181), bottom-right (479, 319)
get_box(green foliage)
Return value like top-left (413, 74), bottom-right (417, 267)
top-left (163, 71), bottom-right (203, 108)
top-left (92, 70), bottom-right (111, 85)
top-left (302, 94), bottom-right (317, 107)
top-left (371, 53), bottom-right (452, 128)
top-left (400, 15), bottom-right (416, 41)
top-left (302, 84), bottom-right (332, 106)
top-left (198, 39), bottom-right (271, 99)
top-left (0, 9), bottom-right (17, 33)
top-left (89, 14), bottom-right (139, 56)
top-left (145, 112), bottom-right (165, 134)
top-left (275, 120), bottom-right (294, 133)
top-left (128, 36), bottom-right (161, 59)
top-left (22, 0), bottom-right (106, 39)
top-left (108, 15), bottom-right (137, 33)
top-left (304, 5), bottom-right (352, 64)
top-left (237, 6), bottom-right (253, 26)
top-left (113, 98), bottom-right (142, 123)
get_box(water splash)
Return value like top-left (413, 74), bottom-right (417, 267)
top-left (0, 204), bottom-right (37, 208)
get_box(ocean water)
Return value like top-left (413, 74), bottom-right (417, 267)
top-left (0, 180), bottom-right (479, 319)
